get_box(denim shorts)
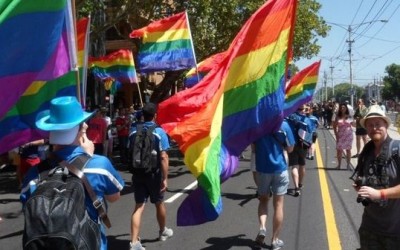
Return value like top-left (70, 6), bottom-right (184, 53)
top-left (257, 170), bottom-right (289, 196)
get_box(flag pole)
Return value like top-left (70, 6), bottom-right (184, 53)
top-left (184, 11), bottom-right (201, 84)
top-left (68, 0), bottom-right (81, 104)
top-left (136, 82), bottom-right (144, 107)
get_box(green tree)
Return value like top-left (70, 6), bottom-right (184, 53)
top-left (381, 64), bottom-right (400, 100)
top-left (76, 0), bottom-right (330, 103)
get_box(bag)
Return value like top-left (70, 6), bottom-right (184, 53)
top-left (23, 156), bottom-right (101, 250)
top-left (286, 114), bottom-right (313, 148)
top-left (131, 124), bottom-right (159, 173)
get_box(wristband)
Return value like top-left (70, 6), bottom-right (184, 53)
top-left (380, 190), bottom-right (387, 200)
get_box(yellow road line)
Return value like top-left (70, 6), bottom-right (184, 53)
top-left (315, 140), bottom-right (342, 250)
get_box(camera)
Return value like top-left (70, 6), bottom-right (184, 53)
top-left (354, 176), bottom-right (372, 206)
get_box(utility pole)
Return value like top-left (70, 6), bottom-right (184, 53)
top-left (324, 71), bottom-right (328, 101)
top-left (346, 26), bottom-right (354, 107)
top-left (329, 58), bottom-right (335, 100)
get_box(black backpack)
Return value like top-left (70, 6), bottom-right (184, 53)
top-left (23, 155), bottom-right (110, 250)
top-left (130, 124), bottom-right (159, 173)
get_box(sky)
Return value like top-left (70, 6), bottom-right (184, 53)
top-left (296, 0), bottom-right (400, 89)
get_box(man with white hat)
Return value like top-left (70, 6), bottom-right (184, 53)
top-left (20, 96), bottom-right (125, 250)
top-left (353, 104), bottom-right (400, 249)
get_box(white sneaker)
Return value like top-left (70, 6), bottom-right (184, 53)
top-left (159, 227), bottom-right (173, 241)
top-left (272, 238), bottom-right (284, 250)
top-left (129, 241), bottom-right (145, 250)
top-left (255, 228), bottom-right (266, 245)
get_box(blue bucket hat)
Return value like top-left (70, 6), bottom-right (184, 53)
top-left (36, 96), bottom-right (94, 131)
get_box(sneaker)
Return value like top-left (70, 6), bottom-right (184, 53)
top-left (159, 227), bottom-right (173, 241)
top-left (255, 228), bottom-right (266, 245)
top-left (129, 241), bottom-right (145, 250)
top-left (351, 154), bottom-right (359, 158)
top-left (298, 183), bottom-right (303, 190)
top-left (294, 188), bottom-right (301, 197)
top-left (272, 238), bottom-right (284, 250)
top-left (309, 155), bottom-right (314, 160)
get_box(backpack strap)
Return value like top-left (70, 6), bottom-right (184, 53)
top-left (59, 155), bottom-right (112, 229)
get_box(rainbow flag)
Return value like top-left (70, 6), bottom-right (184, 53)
top-left (283, 60), bottom-right (321, 117)
top-left (130, 11), bottom-right (196, 73)
top-left (184, 51), bottom-right (226, 88)
top-left (76, 17), bottom-right (91, 108)
top-left (0, 72), bottom-right (77, 154)
top-left (157, 0), bottom-right (297, 226)
top-left (89, 49), bottom-right (138, 84)
top-left (0, 0), bottom-right (76, 119)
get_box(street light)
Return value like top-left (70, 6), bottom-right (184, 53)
top-left (328, 20), bottom-right (388, 107)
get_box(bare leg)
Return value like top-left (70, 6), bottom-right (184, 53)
top-left (298, 165), bottom-right (305, 186)
top-left (291, 166), bottom-right (299, 188)
top-left (271, 195), bottom-right (284, 242)
top-left (336, 149), bottom-right (342, 169)
top-left (131, 203), bottom-right (145, 243)
top-left (155, 201), bottom-right (167, 231)
top-left (258, 195), bottom-right (269, 231)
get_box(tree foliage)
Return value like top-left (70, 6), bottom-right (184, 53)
top-left (76, 0), bottom-right (329, 61)
top-left (382, 64), bottom-right (400, 100)
top-left (75, 0), bottom-right (330, 104)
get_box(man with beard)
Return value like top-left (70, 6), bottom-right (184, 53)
top-left (353, 105), bottom-right (400, 249)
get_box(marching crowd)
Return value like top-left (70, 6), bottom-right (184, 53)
top-left (2, 95), bottom-right (400, 250)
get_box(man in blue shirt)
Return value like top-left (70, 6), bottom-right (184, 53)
top-left (20, 96), bottom-right (125, 250)
top-left (253, 120), bottom-right (295, 250)
top-left (128, 102), bottom-right (173, 250)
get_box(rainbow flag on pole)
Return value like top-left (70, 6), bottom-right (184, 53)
top-left (184, 51), bottom-right (226, 88)
top-left (76, 17), bottom-right (91, 107)
top-left (0, 72), bottom-right (77, 154)
top-left (157, 0), bottom-right (297, 226)
top-left (130, 11), bottom-right (196, 73)
top-left (283, 60), bottom-right (321, 116)
top-left (0, 0), bottom-right (76, 120)
top-left (89, 49), bottom-right (138, 84)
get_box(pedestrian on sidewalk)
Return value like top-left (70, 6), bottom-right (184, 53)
top-left (129, 103), bottom-right (173, 250)
top-left (353, 99), bottom-right (368, 158)
top-left (333, 103), bottom-right (353, 169)
top-left (353, 104), bottom-right (400, 249)
top-left (253, 119), bottom-right (295, 249)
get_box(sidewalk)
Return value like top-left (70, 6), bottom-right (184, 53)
top-left (327, 122), bottom-right (400, 169)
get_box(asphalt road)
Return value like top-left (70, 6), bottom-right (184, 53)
top-left (2, 124), bottom-right (396, 249)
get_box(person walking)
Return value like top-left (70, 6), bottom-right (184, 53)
top-left (333, 103), bottom-right (354, 169)
top-left (20, 96), bottom-right (124, 250)
top-left (353, 105), bottom-right (400, 249)
top-left (253, 120), bottom-right (295, 249)
top-left (129, 103), bottom-right (173, 250)
top-left (87, 109), bottom-right (108, 155)
top-left (353, 99), bottom-right (368, 158)
top-left (287, 105), bottom-right (312, 196)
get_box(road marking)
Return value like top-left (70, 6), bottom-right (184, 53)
top-left (165, 180), bottom-right (198, 203)
top-left (315, 140), bottom-right (342, 250)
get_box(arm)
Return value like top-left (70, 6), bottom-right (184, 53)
top-left (105, 192), bottom-right (120, 203)
top-left (160, 151), bottom-right (169, 192)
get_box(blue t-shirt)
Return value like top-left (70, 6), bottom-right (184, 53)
top-left (20, 146), bottom-right (125, 250)
top-left (129, 121), bottom-right (170, 153)
top-left (254, 120), bottom-right (295, 174)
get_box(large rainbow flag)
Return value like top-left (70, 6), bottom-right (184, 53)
top-left (130, 11), bottom-right (196, 73)
top-left (89, 49), bottom-right (138, 84)
top-left (157, 0), bottom-right (297, 226)
top-left (0, 72), bottom-right (77, 154)
top-left (76, 17), bottom-right (91, 108)
top-left (184, 51), bottom-right (226, 88)
top-left (0, 0), bottom-right (76, 120)
top-left (283, 60), bottom-right (321, 117)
